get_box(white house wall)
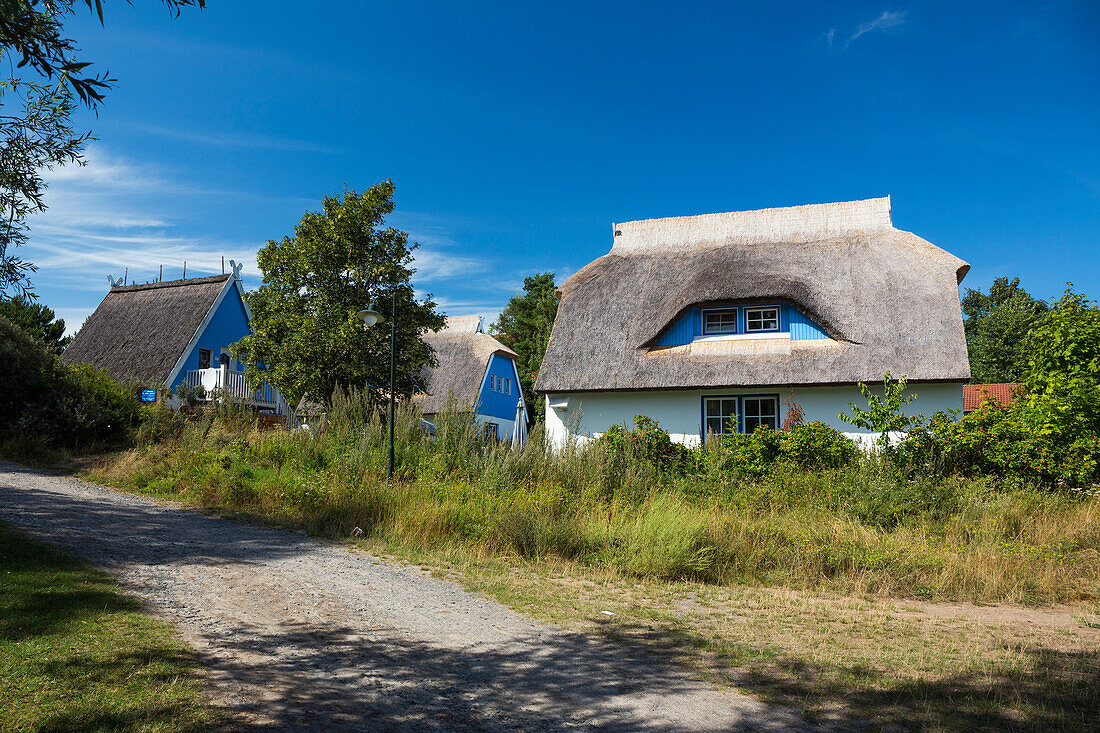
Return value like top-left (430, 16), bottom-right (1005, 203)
top-left (544, 383), bottom-right (963, 450)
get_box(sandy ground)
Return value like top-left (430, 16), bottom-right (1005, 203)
top-left (0, 462), bottom-right (814, 731)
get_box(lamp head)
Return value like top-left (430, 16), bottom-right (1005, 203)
top-left (357, 304), bottom-right (386, 328)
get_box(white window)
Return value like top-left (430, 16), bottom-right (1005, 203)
top-left (743, 397), bottom-right (778, 432)
top-left (704, 397), bottom-right (738, 436)
top-left (703, 310), bottom-right (738, 334)
top-left (197, 348), bottom-right (212, 370)
top-left (491, 375), bottom-right (499, 392)
top-left (505, 378), bottom-right (511, 395)
top-left (745, 307), bottom-right (779, 332)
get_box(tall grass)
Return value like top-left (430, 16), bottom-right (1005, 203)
top-left (87, 397), bottom-right (1100, 604)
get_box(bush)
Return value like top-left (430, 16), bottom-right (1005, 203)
top-left (897, 404), bottom-right (1100, 488)
top-left (780, 421), bottom-right (860, 469)
top-left (720, 423), bottom-right (857, 476)
top-left (0, 315), bottom-right (140, 448)
top-left (594, 415), bottom-right (691, 475)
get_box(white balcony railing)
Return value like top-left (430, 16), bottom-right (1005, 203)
top-left (182, 367), bottom-right (299, 429)
top-left (183, 367), bottom-right (276, 406)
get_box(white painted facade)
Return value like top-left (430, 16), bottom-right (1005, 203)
top-left (544, 383), bottom-right (964, 451)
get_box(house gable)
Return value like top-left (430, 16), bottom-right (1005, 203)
top-left (168, 280), bottom-right (253, 390)
top-left (476, 352), bottom-right (522, 420)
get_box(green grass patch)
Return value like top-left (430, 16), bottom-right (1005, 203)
top-left (0, 522), bottom-right (219, 732)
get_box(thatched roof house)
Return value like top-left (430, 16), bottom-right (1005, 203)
top-left (63, 272), bottom-right (296, 424)
top-left (416, 316), bottom-right (525, 440)
top-left (64, 275), bottom-right (234, 385)
top-left (537, 197), bottom-right (971, 447)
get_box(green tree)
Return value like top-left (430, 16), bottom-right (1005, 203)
top-left (838, 372), bottom-right (920, 452)
top-left (0, 294), bottom-right (70, 352)
top-left (230, 182), bottom-right (446, 408)
top-left (1019, 287), bottom-right (1100, 440)
top-left (490, 272), bottom-right (558, 422)
top-left (0, 0), bottom-right (203, 296)
top-left (961, 276), bottom-right (1048, 383)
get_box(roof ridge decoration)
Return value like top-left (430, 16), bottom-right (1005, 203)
top-left (110, 274), bottom-right (231, 293)
top-left (611, 196), bottom-right (892, 253)
top-left (442, 315), bottom-right (483, 333)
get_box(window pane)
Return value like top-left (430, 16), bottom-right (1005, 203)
top-left (745, 417), bottom-right (760, 432)
top-left (747, 308), bottom-right (779, 331)
top-left (744, 399), bottom-right (759, 417)
top-left (704, 311), bottom-right (737, 333)
top-left (706, 400), bottom-right (720, 417)
top-left (706, 418), bottom-right (723, 435)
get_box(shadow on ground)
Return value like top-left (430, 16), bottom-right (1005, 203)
top-left (605, 619), bottom-right (1100, 732)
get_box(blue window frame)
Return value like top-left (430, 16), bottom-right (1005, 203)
top-left (702, 308), bottom-right (738, 335)
top-left (744, 306), bottom-right (780, 333)
top-left (701, 393), bottom-right (780, 437)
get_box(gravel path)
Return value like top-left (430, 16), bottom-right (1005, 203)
top-left (0, 462), bottom-right (812, 731)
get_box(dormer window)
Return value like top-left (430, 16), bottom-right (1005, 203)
top-left (703, 310), bottom-right (738, 334)
top-left (745, 307), bottom-right (779, 332)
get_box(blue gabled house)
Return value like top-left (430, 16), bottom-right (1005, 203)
top-left (416, 316), bottom-right (526, 441)
top-left (62, 270), bottom-right (296, 424)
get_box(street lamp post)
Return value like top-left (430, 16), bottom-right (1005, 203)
top-left (357, 290), bottom-right (396, 479)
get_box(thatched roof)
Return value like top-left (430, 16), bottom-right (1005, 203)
top-left (536, 197), bottom-right (971, 394)
top-left (416, 316), bottom-right (518, 415)
top-left (62, 275), bottom-right (232, 385)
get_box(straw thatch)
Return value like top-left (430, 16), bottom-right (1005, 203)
top-left (62, 275), bottom-right (231, 385)
top-left (416, 317), bottom-right (518, 416)
top-left (536, 197), bottom-right (971, 394)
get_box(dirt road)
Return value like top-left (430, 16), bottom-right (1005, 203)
top-left (0, 462), bottom-right (812, 731)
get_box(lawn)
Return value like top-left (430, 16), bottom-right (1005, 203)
top-left (0, 522), bottom-right (219, 732)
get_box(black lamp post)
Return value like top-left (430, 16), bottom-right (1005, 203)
top-left (357, 287), bottom-right (397, 478)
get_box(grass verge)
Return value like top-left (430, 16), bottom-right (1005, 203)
top-left (0, 521), bottom-right (219, 732)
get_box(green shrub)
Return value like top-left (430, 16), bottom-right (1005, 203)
top-left (720, 423), bottom-right (857, 476)
top-left (0, 316), bottom-right (140, 448)
top-left (897, 404), bottom-right (1100, 488)
top-left (135, 405), bottom-right (185, 445)
top-left (595, 415), bottom-right (691, 474)
top-left (780, 422), bottom-right (860, 468)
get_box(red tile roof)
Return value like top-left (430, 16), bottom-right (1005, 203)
top-left (963, 383), bottom-right (1021, 413)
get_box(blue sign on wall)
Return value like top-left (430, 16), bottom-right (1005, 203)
top-left (141, 389), bottom-right (157, 402)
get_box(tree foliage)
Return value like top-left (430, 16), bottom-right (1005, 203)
top-left (0, 293), bottom-right (69, 351)
top-left (0, 0), bottom-right (203, 296)
top-left (0, 313), bottom-right (138, 447)
top-left (1019, 287), bottom-right (1100, 441)
top-left (230, 182), bottom-right (446, 408)
top-left (490, 272), bottom-right (557, 422)
top-left (838, 372), bottom-right (920, 451)
top-left (961, 276), bottom-right (1048, 384)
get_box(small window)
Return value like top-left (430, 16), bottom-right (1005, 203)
top-left (505, 378), bottom-right (511, 395)
top-left (704, 397), bottom-right (739, 436)
top-left (489, 375), bottom-right (497, 392)
top-left (483, 422), bottom-right (498, 441)
top-left (745, 307), bottom-right (779, 332)
top-left (703, 310), bottom-right (738, 334)
top-left (743, 397), bottom-right (778, 432)
top-left (197, 348), bottom-right (212, 370)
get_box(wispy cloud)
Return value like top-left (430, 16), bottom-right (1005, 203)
top-left (131, 124), bottom-right (343, 155)
top-left (24, 147), bottom-right (263, 299)
top-left (826, 9), bottom-right (909, 51)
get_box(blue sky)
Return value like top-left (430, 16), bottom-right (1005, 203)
top-left (21, 1), bottom-right (1099, 333)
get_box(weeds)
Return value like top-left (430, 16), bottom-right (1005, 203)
top-left (82, 398), bottom-right (1100, 605)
